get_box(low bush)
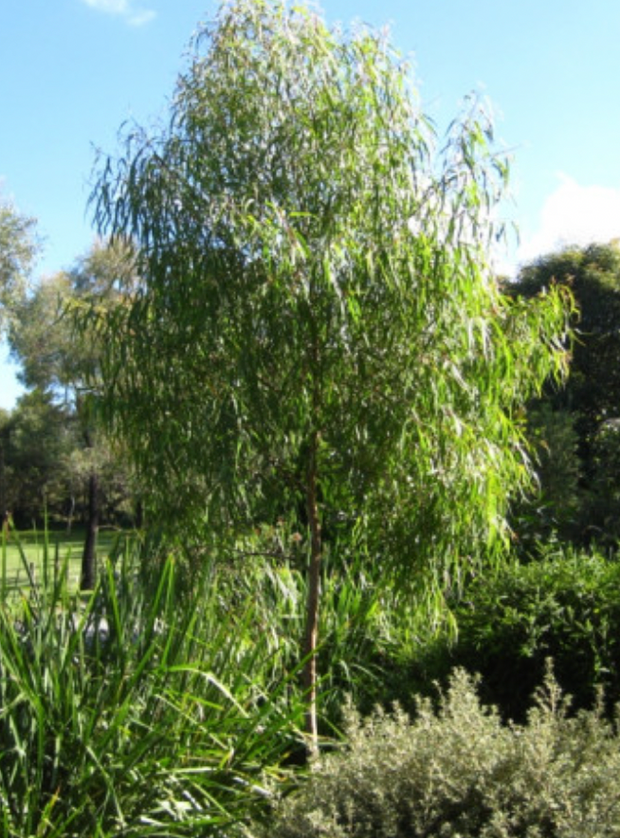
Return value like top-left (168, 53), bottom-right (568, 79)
top-left (406, 545), bottom-right (620, 721)
top-left (266, 667), bottom-right (620, 838)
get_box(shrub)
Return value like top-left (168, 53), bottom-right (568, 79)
top-left (266, 667), bottom-right (620, 838)
top-left (407, 545), bottom-right (620, 722)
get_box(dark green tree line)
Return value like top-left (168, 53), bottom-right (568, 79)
top-left (510, 241), bottom-right (620, 546)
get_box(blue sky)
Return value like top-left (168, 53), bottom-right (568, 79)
top-left (2, 0), bottom-right (620, 409)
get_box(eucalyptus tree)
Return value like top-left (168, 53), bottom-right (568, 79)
top-left (92, 0), bottom-right (571, 747)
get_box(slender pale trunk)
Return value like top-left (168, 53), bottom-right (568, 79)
top-left (302, 428), bottom-right (322, 756)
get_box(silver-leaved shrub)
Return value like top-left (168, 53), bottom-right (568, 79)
top-left (267, 667), bottom-right (620, 838)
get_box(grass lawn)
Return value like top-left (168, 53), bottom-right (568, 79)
top-left (0, 527), bottom-right (131, 591)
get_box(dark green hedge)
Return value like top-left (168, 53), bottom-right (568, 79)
top-left (406, 546), bottom-right (620, 721)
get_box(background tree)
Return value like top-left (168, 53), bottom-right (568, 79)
top-left (93, 0), bottom-right (570, 747)
top-left (510, 241), bottom-right (620, 545)
top-left (513, 242), bottom-right (620, 434)
top-left (0, 196), bottom-right (38, 332)
top-left (0, 390), bottom-right (74, 527)
top-left (588, 418), bottom-right (620, 542)
top-left (9, 240), bottom-right (136, 586)
top-left (0, 408), bottom-right (12, 519)
top-left (517, 400), bottom-right (582, 544)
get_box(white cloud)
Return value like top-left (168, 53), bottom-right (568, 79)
top-left (80, 0), bottom-right (156, 26)
top-left (82, 0), bottom-right (127, 11)
top-left (518, 175), bottom-right (620, 265)
top-left (127, 8), bottom-right (156, 26)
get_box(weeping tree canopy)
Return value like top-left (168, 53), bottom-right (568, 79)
top-left (93, 0), bottom-right (571, 585)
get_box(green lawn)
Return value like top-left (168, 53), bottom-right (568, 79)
top-left (0, 528), bottom-right (129, 591)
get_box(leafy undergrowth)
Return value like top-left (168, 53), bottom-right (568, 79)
top-left (266, 666), bottom-right (620, 838)
top-left (0, 542), bottom-right (307, 838)
top-left (0, 526), bottom-right (412, 837)
top-left (405, 544), bottom-right (620, 722)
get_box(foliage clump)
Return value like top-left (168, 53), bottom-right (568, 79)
top-left (0, 195), bottom-right (37, 333)
top-left (266, 667), bottom-right (620, 838)
top-left (0, 542), bottom-right (305, 837)
top-left (406, 545), bottom-right (620, 722)
top-left (509, 241), bottom-right (620, 548)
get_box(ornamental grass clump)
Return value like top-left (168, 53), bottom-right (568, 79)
top-left (266, 666), bottom-right (620, 838)
top-left (0, 538), bottom-right (306, 838)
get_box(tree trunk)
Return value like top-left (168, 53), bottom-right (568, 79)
top-left (0, 436), bottom-right (6, 522)
top-left (66, 495), bottom-right (75, 534)
top-left (81, 471), bottom-right (100, 590)
top-left (135, 497), bottom-right (144, 530)
top-left (302, 431), bottom-right (322, 757)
